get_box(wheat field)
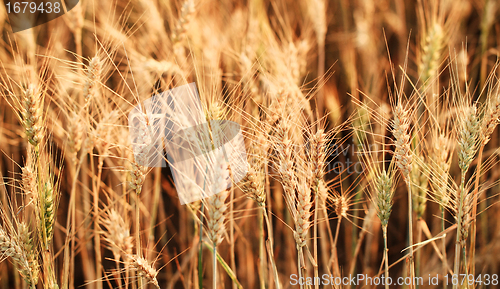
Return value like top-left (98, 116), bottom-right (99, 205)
top-left (0, 0), bottom-right (500, 288)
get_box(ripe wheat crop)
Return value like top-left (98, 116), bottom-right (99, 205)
top-left (0, 0), bottom-right (500, 288)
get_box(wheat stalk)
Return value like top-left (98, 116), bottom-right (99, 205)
top-left (429, 133), bottom-right (452, 280)
top-left (356, 110), bottom-right (396, 289)
top-left (274, 120), bottom-right (312, 289)
top-left (102, 208), bottom-right (133, 288)
top-left (309, 128), bottom-right (326, 289)
top-left (431, 134), bottom-right (452, 207)
top-left (470, 85), bottom-right (500, 277)
top-left (392, 103), bottom-right (415, 285)
top-left (129, 158), bottom-right (147, 288)
top-left (411, 154), bottom-right (428, 220)
top-left (376, 169), bottom-right (395, 289)
top-left (454, 104), bottom-right (479, 286)
top-left (201, 145), bottom-right (230, 288)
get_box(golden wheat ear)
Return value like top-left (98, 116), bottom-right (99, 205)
top-left (457, 104), bottom-right (480, 173)
top-left (480, 90), bottom-right (500, 145)
top-left (102, 208), bottom-right (133, 261)
top-left (21, 84), bottom-right (43, 148)
top-left (171, 0), bottom-right (196, 46)
top-left (0, 223), bottom-right (38, 287)
top-left (241, 165), bottom-right (265, 206)
top-left (392, 103), bottom-right (413, 182)
top-left (82, 56), bottom-right (102, 110)
top-left (203, 149), bottom-right (231, 246)
top-left (127, 255), bottom-right (160, 289)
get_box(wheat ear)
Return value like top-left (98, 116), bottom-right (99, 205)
top-left (129, 159), bottom-right (147, 288)
top-left (130, 161), bottom-right (147, 195)
top-left (82, 56), bottom-right (101, 109)
top-left (102, 209), bottom-right (133, 261)
top-left (19, 222), bottom-right (39, 288)
top-left (206, 188), bottom-right (230, 247)
top-left (393, 104), bottom-right (412, 180)
top-left (242, 165), bottom-right (265, 206)
top-left (392, 103), bottom-right (415, 284)
top-left (470, 88), bottom-right (500, 277)
top-left (274, 122), bottom-right (311, 289)
top-left (457, 105), bottom-right (480, 174)
top-left (418, 23), bottom-right (444, 85)
top-left (128, 255), bottom-right (160, 289)
top-left (39, 179), bottom-right (55, 251)
top-left (310, 128), bottom-right (326, 288)
top-left (21, 84), bottom-right (43, 149)
top-left (430, 134), bottom-right (451, 279)
top-left (67, 111), bottom-right (84, 163)
top-left (0, 226), bottom-right (37, 287)
top-left (376, 169), bottom-right (395, 289)
top-left (454, 105), bottom-right (479, 286)
top-left (21, 159), bottom-right (37, 206)
top-left (276, 125), bottom-right (312, 248)
top-left (171, 0), bottom-right (195, 45)
top-left (206, 161), bottom-right (230, 289)
top-left (480, 92), bottom-right (500, 145)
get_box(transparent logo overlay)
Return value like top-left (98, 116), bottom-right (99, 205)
top-left (129, 83), bottom-right (248, 204)
top-left (4, 0), bottom-right (80, 32)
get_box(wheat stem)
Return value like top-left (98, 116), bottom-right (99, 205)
top-left (198, 203), bottom-right (204, 289)
top-left (441, 207), bottom-right (448, 289)
top-left (61, 153), bottom-right (84, 289)
top-left (312, 191), bottom-right (319, 289)
top-left (258, 207), bottom-right (266, 289)
top-left (454, 174), bottom-right (466, 289)
top-left (229, 182), bottom-right (236, 289)
top-left (393, 103), bottom-right (415, 285)
top-left (383, 225), bottom-right (389, 289)
top-left (213, 244), bottom-right (217, 289)
top-left (297, 245), bottom-right (304, 289)
top-left (90, 154), bottom-right (102, 289)
top-left (331, 217), bottom-right (342, 277)
top-left (135, 196), bottom-right (143, 288)
top-left (407, 181), bottom-right (415, 288)
top-left (262, 207), bottom-right (281, 289)
top-left (469, 144), bottom-right (483, 278)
